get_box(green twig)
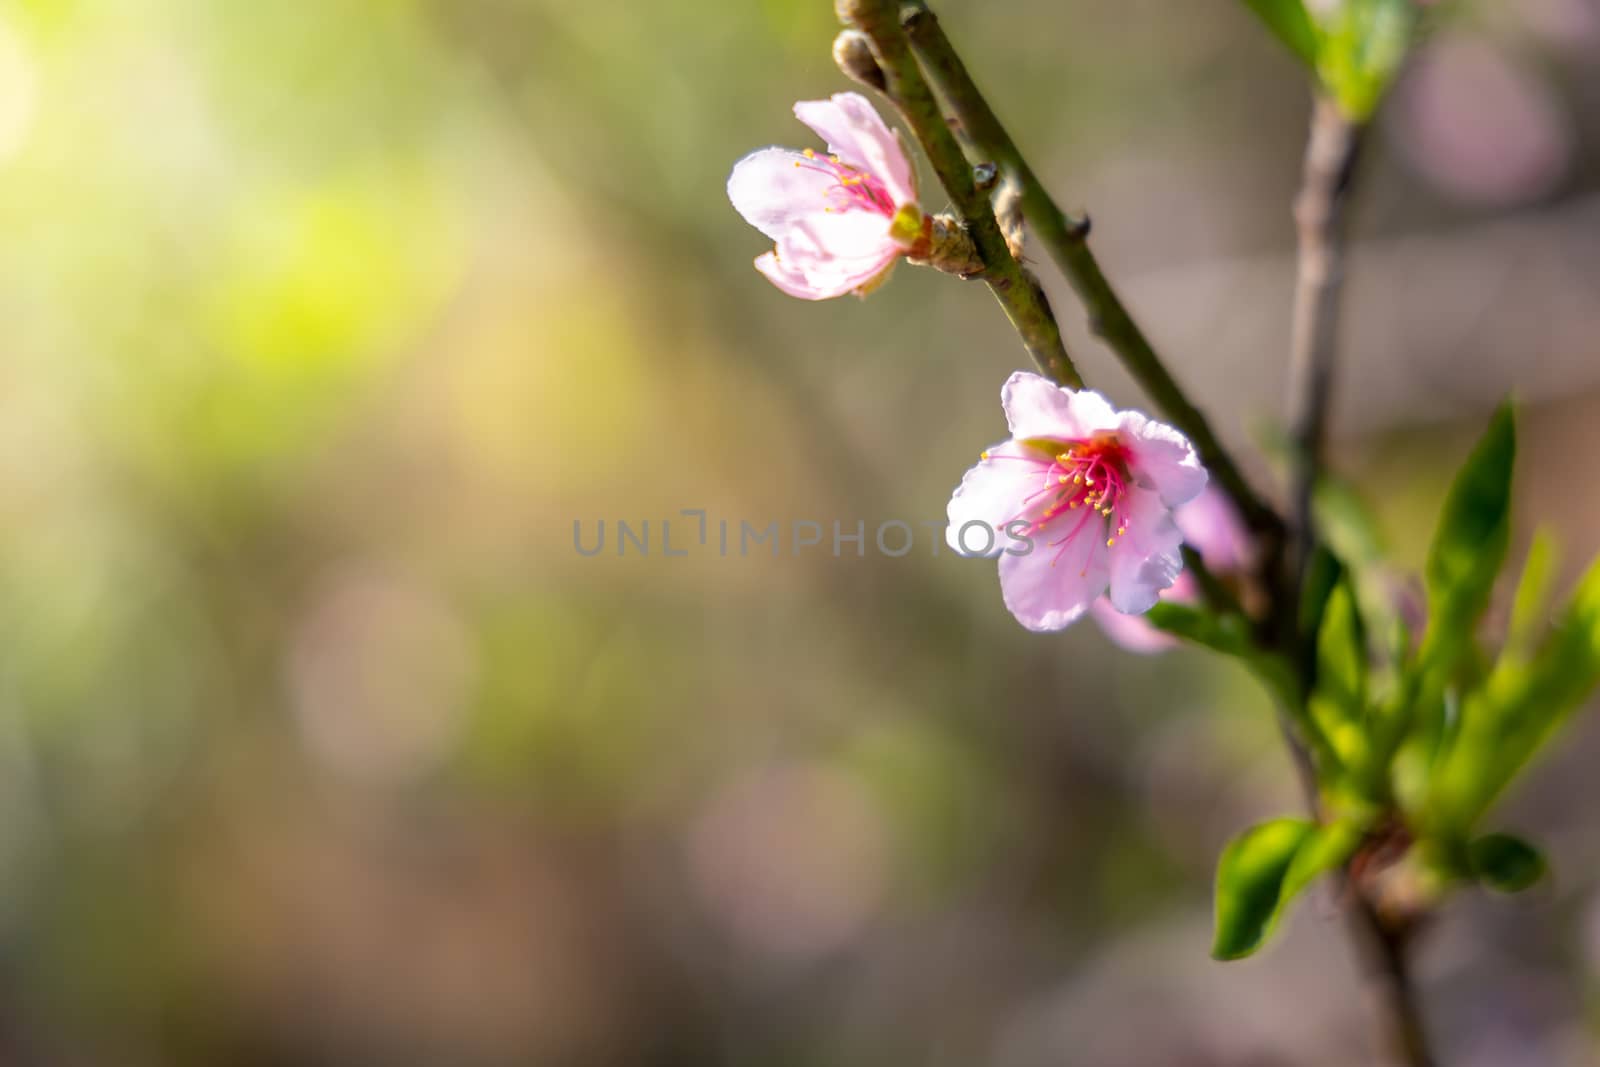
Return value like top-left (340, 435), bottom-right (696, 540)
top-left (835, 0), bottom-right (1082, 389)
top-left (899, 0), bottom-right (1281, 546)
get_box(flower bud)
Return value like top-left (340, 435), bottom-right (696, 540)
top-left (832, 30), bottom-right (885, 92)
top-left (834, 0), bottom-right (870, 27)
top-left (907, 212), bottom-right (984, 278)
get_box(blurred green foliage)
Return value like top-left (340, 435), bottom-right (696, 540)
top-left (1237, 0), bottom-right (1422, 119)
top-left (0, 0), bottom-right (1593, 1063)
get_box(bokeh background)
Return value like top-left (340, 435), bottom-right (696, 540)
top-left (1, 0), bottom-right (1599, 1063)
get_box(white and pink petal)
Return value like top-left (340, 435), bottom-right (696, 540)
top-left (946, 441), bottom-right (1054, 556)
top-left (792, 93), bottom-right (916, 207)
top-left (1104, 486), bottom-right (1184, 614)
top-left (1118, 409), bottom-right (1207, 508)
top-left (758, 220), bottom-right (900, 300)
top-left (998, 524), bottom-right (1108, 632)
top-left (727, 148), bottom-right (839, 242)
top-left (1175, 488), bottom-right (1251, 572)
top-left (1001, 372), bottom-right (1119, 441)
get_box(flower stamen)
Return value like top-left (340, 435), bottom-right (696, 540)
top-left (794, 146), bottom-right (897, 217)
top-left (1016, 433), bottom-right (1139, 564)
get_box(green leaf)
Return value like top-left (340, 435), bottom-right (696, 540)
top-left (1469, 832), bottom-right (1546, 893)
top-left (1278, 819), bottom-right (1364, 914)
top-left (1315, 0), bottom-right (1421, 120)
top-left (1396, 405), bottom-right (1516, 804)
top-left (1310, 581), bottom-right (1377, 782)
top-left (1426, 553), bottom-right (1600, 830)
top-left (1212, 818), bottom-right (1314, 960)
top-left (1420, 403), bottom-right (1516, 685)
top-left (1316, 581), bottom-right (1366, 721)
top-left (1145, 601), bottom-right (1242, 650)
top-left (1212, 819), bottom-right (1368, 961)
top-left (1504, 530), bottom-right (1559, 664)
top-left (1240, 0), bottom-right (1322, 68)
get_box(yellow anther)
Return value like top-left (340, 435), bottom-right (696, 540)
top-left (1058, 475), bottom-right (1068, 484)
top-left (980, 450), bottom-right (990, 460)
top-left (1106, 538), bottom-right (1115, 547)
top-left (1074, 475), bottom-right (1083, 484)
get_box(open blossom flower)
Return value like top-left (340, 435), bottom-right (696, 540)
top-left (1089, 488), bottom-right (1251, 653)
top-left (947, 372), bottom-right (1208, 632)
top-left (727, 92), bottom-right (921, 300)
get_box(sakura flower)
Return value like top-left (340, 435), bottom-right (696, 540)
top-left (947, 372), bottom-right (1208, 632)
top-left (728, 92), bottom-right (922, 300)
top-left (1089, 488), bottom-right (1251, 653)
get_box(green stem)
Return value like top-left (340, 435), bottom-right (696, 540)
top-left (836, 0), bottom-right (1082, 389)
top-left (899, 0), bottom-right (1281, 545)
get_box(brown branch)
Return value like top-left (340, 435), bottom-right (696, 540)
top-left (1280, 96), bottom-right (1436, 1067)
top-left (1347, 897), bottom-right (1436, 1067)
top-left (1284, 96), bottom-right (1364, 633)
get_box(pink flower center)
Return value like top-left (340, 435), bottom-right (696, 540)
top-left (795, 148), bottom-right (896, 217)
top-left (986, 434), bottom-right (1135, 572)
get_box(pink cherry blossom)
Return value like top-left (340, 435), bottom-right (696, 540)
top-left (1088, 488), bottom-right (1252, 653)
top-left (728, 92), bottom-right (921, 300)
top-left (947, 372), bottom-right (1208, 632)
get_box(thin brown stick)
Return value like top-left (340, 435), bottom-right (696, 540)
top-left (1282, 95), bottom-right (1436, 1067)
top-left (1284, 96), bottom-right (1364, 626)
top-left (1347, 898), bottom-right (1436, 1067)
